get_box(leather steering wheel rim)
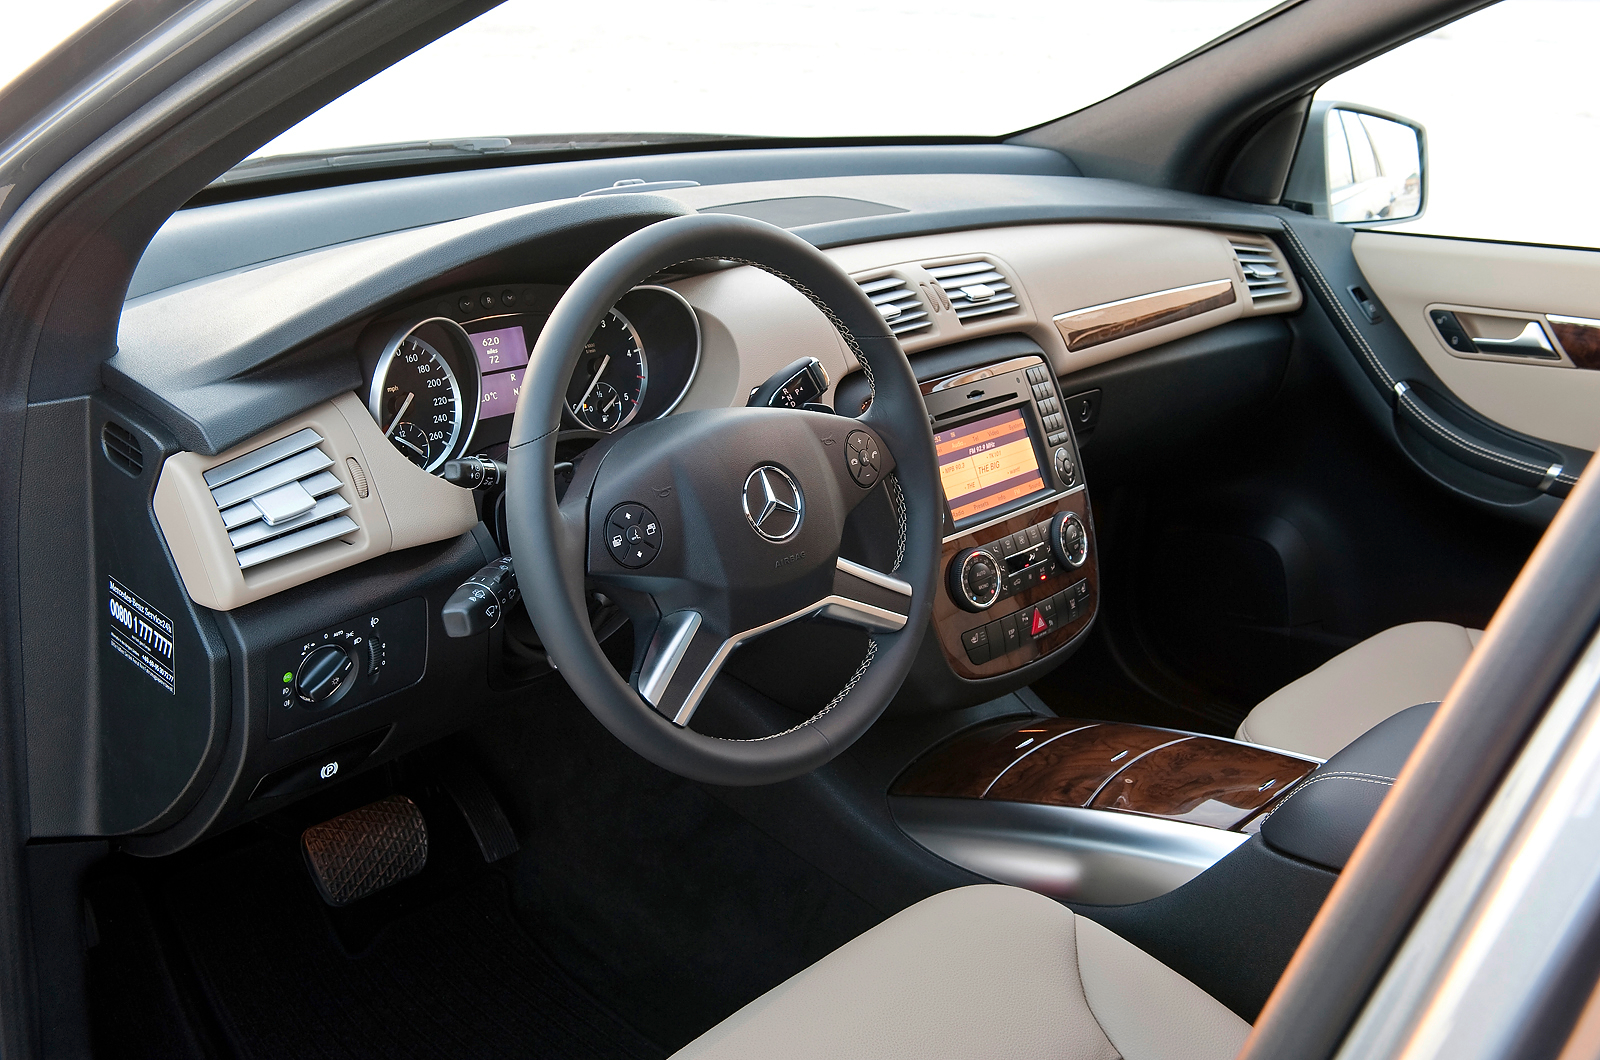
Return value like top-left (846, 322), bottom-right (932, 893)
top-left (505, 213), bottom-right (941, 786)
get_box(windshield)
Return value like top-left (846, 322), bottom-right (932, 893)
top-left (248, 0), bottom-right (1285, 164)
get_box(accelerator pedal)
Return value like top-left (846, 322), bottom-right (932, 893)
top-left (438, 759), bottom-right (520, 863)
top-left (301, 794), bottom-right (428, 907)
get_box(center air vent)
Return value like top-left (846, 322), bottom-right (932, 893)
top-left (1230, 240), bottom-right (1293, 304)
top-left (927, 260), bottom-right (1019, 323)
top-left (857, 274), bottom-right (931, 336)
top-left (203, 427), bottom-right (358, 570)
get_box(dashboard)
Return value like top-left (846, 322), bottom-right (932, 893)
top-left (32, 156), bottom-right (1311, 851)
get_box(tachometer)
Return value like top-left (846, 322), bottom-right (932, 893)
top-left (566, 309), bottom-right (647, 432)
top-left (369, 318), bottom-right (479, 472)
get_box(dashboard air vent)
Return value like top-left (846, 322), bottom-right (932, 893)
top-left (101, 421), bottom-right (143, 476)
top-left (927, 260), bottom-right (1019, 323)
top-left (203, 427), bottom-right (357, 570)
top-left (1230, 240), bottom-right (1293, 304)
top-left (857, 274), bottom-right (931, 337)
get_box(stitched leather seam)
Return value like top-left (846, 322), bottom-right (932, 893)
top-left (1266, 772), bottom-right (1394, 822)
top-left (1276, 221), bottom-right (1396, 391)
top-left (1398, 388), bottom-right (1546, 478)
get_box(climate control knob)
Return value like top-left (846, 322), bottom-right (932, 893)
top-left (949, 547), bottom-right (1002, 612)
top-left (295, 644), bottom-right (356, 705)
top-left (1050, 512), bottom-right (1089, 569)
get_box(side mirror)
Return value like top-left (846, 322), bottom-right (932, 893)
top-left (1284, 101), bottom-right (1426, 224)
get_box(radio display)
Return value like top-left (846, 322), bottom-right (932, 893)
top-left (935, 408), bottom-right (1047, 522)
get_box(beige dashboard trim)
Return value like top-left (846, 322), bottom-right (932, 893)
top-left (153, 391), bottom-right (477, 611)
top-left (1053, 280), bottom-right (1237, 352)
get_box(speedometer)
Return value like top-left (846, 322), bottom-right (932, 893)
top-left (566, 309), bottom-right (647, 432)
top-left (369, 317), bottom-right (479, 472)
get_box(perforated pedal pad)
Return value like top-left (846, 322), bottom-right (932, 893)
top-left (301, 794), bottom-right (428, 907)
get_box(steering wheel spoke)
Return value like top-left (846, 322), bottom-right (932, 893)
top-left (812, 557), bottom-right (912, 633)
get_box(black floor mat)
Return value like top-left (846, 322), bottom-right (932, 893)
top-left (158, 835), bottom-right (662, 1060)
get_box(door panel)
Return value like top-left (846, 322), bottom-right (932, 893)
top-left (1352, 232), bottom-right (1600, 451)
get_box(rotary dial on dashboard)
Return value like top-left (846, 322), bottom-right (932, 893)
top-left (566, 309), bottom-right (647, 432)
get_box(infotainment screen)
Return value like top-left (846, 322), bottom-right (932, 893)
top-left (469, 324), bottom-right (530, 419)
top-left (935, 408), bottom-right (1048, 522)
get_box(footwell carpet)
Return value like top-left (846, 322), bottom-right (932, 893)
top-left (161, 838), bottom-right (662, 1060)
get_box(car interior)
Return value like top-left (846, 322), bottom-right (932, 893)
top-left (6, 0), bottom-right (1600, 1058)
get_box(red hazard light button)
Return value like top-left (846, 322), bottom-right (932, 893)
top-left (1029, 608), bottom-right (1048, 637)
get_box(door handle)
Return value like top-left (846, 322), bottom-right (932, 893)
top-left (1469, 320), bottom-right (1560, 359)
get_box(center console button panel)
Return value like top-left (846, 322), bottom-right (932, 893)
top-left (265, 597), bottom-right (427, 737)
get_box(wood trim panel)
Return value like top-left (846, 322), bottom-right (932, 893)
top-left (933, 491), bottom-right (1098, 680)
top-left (1052, 279), bottom-right (1237, 352)
top-left (1087, 737), bottom-right (1311, 830)
top-left (892, 717), bottom-right (1314, 831)
top-left (1551, 314), bottom-right (1600, 371)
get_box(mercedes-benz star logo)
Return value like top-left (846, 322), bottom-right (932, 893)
top-left (742, 466), bottom-right (804, 542)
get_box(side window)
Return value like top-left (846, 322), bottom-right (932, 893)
top-left (1311, 0), bottom-right (1600, 249)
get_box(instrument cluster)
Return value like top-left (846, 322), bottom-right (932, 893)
top-left (365, 283), bottom-right (701, 472)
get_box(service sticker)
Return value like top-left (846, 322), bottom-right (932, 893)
top-left (108, 577), bottom-right (175, 694)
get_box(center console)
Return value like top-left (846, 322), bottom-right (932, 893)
top-left (921, 355), bottom-right (1098, 678)
top-left (889, 715), bottom-right (1319, 905)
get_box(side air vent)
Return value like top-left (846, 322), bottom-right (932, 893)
top-left (927, 260), bottom-right (1020, 323)
top-left (1230, 240), bottom-right (1293, 304)
top-left (101, 421), bottom-right (143, 476)
top-left (857, 274), bottom-right (931, 336)
top-left (203, 427), bottom-right (358, 570)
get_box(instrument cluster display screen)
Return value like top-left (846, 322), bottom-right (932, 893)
top-left (936, 408), bottom-right (1047, 522)
top-left (470, 324), bottom-right (530, 419)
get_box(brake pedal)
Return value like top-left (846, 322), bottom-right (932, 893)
top-left (301, 794), bottom-right (428, 907)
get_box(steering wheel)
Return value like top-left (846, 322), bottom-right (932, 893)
top-left (505, 213), bottom-right (941, 785)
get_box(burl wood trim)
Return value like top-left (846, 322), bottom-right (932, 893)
top-left (985, 722), bottom-right (1178, 805)
top-left (1550, 315), bottom-right (1600, 371)
top-left (891, 718), bottom-right (1099, 799)
top-left (892, 718), bottom-right (1314, 831)
top-left (1053, 279), bottom-right (1237, 352)
top-left (1088, 737), bottom-right (1313, 830)
top-left (933, 491), bottom-right (1098, 680)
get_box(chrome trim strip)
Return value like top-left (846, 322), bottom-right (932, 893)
top-left (637, 610), bottom-right (703, 708)
top-left (1538, 463), bottom-right (1564, 493)
top-left (667, 558), bottom-right (911, 726)
top-left (810, 596), bottom-right (907, 633)
top-left (928, 355), bottom-right (1044, 393)
top-left (891, 796), bottom-right (1247, 905)
top-left (1052, 279), bottom-right (1236, 352)
top-left (835, 556), bottom-right (912, 598)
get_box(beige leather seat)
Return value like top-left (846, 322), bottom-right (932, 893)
top-left (1237, 621), bottom-right (1482, 760)
top-left (671, 884), bottom-right (1249, 1060)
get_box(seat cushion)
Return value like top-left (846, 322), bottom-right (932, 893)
top-left (669, 884), bottom-right (1249, 1060)
top-left (1237, 621), bottom-right (1482, 760)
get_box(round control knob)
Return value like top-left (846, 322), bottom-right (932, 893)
top-left (949, 547), bottom-right (1002, 612)
top-left (295, 644), bottom-right (356, 705)
top-left (1053, 446), bottom-right (1077, 486)
top-left (1050, 512), bottom-right (1089, 569)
